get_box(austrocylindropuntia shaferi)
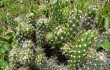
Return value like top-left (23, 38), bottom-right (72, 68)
top-left (68, 29), bottom-right (97, 70)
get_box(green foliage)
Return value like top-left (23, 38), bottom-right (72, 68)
top-left (104, 17), bottom-right (110, 30)
top-left (0, 59), bottom-right (8, 70)
top-left (0, 26), bottom-right (14, 70)
top-left (0, 41), bottom-right (10, 56)
top-left (100, 42), bottom-right (110, 50)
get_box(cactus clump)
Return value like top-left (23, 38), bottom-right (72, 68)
top-left (1, 0), bottom-right (110, 70)
top-left (8, 46), bottom-right (34, 69)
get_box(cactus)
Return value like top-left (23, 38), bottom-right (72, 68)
top-left (36, 18), bottom-right (49, 47)
top-left (8, 40), bottom-right (34, 69)
top-left (40, 58), bottom-right (68, 70)
top-left (9, 47), bottom-right (33, 67)
top-left (21, 40), bottom-right (34, 49)
top-left (6, 12), bottom-right (17, 30)
top-left (49, 0), bottom-right (71, 26)
top-left (45, 12), bottom-right (81, 45)
top-left (35, 47), bottom-right (44, 69)
top-left (46, 24), bottom-right (71, 44)
top-left (5, 65), bottom-right (30, 70)
top-left (68, 30), bottom-right (97, 70)
top-left (1, 0), bottom-right (110, 70)
top-left (26, 13), bottom-right (36, 27)
top-left (81, 5), bottom-right (98, 30)
top-left (95, 29), bottom-right (110, 51)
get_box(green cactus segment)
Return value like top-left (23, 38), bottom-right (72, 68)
top-left (1, 0), bottom-right (110, 70)
top-left (60, 7), bottom-right (71, 23)
top-left (68, 30), bottom-right (97, 69)
top-left (84, 5), bottom-right (97, 16)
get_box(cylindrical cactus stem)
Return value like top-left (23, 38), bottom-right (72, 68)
top-left (36, 18), bottom-right (49, 47)
top-left (68, 30), bottom-right (97, 70)
top-left (26, 13), bottom-right (36, 28)
top-left (6, 12), bottom-right (17, 30)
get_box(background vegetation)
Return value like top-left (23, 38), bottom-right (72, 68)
top-left (0, 0), bottom-right (110, 70)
